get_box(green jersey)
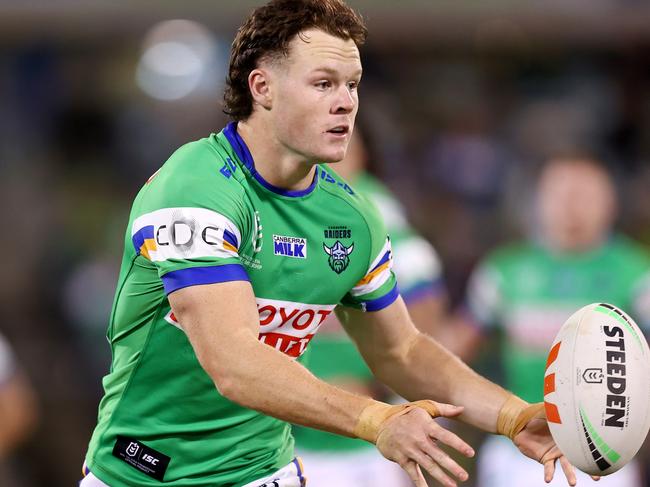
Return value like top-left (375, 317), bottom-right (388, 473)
top-left (294, 172), bottom-right (444, 453)
top-left (466, 237), bottom-right (650, 403)
top-left (85, 123), bottom-right (398, 487)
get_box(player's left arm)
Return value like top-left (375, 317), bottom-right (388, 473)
top-left (337, 296), bottom-right (581, 486)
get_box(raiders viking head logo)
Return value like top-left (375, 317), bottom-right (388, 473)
top-left (323, 240), bottom-right (354, 274)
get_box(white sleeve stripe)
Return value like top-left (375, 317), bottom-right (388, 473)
top-left (366, 237), bottom-right (392, 274)
top-left (131, 207), bottom-right (242, 262)
top-left (350, 268), bottom-right (392, 297)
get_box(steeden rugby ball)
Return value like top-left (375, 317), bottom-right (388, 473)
top-left (543, 303), bottom-right (650, 476)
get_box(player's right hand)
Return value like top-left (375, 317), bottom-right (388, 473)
top-left (358, 400), bottom-right (475, 487)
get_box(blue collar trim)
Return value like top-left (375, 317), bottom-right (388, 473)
top-left (223, 122), bottom-right (319, 198)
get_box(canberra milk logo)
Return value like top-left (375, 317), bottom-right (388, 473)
top-left (273, 235), bottom-right (307, 259)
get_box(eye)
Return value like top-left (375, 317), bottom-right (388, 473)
top-left (315, 80), bottom-right (331, 90)
top-left (347, 80), bottom-right (360, 91)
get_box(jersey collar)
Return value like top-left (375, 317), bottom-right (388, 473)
top-left (223, 122), bottom-right (319, 198)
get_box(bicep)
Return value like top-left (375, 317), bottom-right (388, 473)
top-left (335, 296), bottom-right (420, 370)
top-left (168, 281), bottom-right (260, 376)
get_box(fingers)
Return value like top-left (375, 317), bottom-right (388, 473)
top-left (402, 461), bottom-right (428, 487)
top-left (435, 403), bottom-right (465, 418)
top-left (544, 458), bottom-right (556, 484)
top-left (415, 440), bottom-right (468, 486)
top-left (544, 457), bottom-right (577, 486)
top-left (380, 405), bottom-right (476, 487)
top-left (559, 455), bottom-right (577, 486)
top-left (429, 422), bottom-right (475, 458)
top-left (411, 452), bottom-right (458, 487)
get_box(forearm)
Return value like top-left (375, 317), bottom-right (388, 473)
top-left (372, 331), bottom-right (511, 433)
top-left (194, 328), bottom-right (376, 438)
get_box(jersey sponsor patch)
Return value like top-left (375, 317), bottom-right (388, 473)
top-left (112, 436), bottom-right (171, 481)
top-left (273, 235), bottom-right (307, 259)
top-left (257, 298), bottom-right (335, 357)
top-left (163, 299), bottom-right (335, 358)
top-left (131, 207), bottom-right (242, 262)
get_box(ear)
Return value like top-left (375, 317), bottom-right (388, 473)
top-left (248, 68), bottom-right (273, 111)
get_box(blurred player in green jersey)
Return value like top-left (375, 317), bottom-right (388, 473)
top-left (81, 1), bottom-right (594, 486)
top-left (447, 156), bottom-right (650, 486)
top-left (293, 130), bottom-right (446, 486)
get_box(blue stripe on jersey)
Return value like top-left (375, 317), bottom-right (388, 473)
top-left (223, 229), bottom-right (239, 249)
top-left (370, 249), bottom-right (392, 272)
top-left (402, 279), bottom-right (445, 305)
top-left (162, 264), bottom-right (249, 294)
top-left (364, 284), bottom-right (400, 312)
top-left (292, 458), bottom-right (306, 487)
top-left (223, 122), bottom-right (319, 198)
top-left (132, 225), bottom-right (154, 255)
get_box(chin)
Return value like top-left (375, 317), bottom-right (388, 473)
top-left (321, 148), bottom-right (348, 163)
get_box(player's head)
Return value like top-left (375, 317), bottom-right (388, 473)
top-left (224, 0), bottom-right (367, 163)
top-left (537, 155), bottom-right (617, 252)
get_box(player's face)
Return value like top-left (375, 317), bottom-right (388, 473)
top-left (538, 160), bottom-right (616, 252)
top-left (268, 29), bottom-right (362, 164)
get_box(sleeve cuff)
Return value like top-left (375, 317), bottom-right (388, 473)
top-left (162, 264), bottom-right (249, 295)
top-left (363, 283), bottom-right (400, 312)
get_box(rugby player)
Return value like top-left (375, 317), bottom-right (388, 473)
top-left (451, 156), bottom-right (650, 486)
top-left (81, 1), bottom-right (591, 486)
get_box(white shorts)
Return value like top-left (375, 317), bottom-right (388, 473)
top-left (477, 435), bottom-right (642, 487)
top-left (79, 457), bottom-right (306, 487)
top-left (297, 447), bottom-right (411, 487)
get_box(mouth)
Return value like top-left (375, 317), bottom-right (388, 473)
top-left (326, 125), bottom-right (350, 137)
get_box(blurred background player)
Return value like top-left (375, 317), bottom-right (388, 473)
top-left (0, 332), bottom-right (39, 485)
top-left (442, 155), bottom-right (650, 486)
top-left (293, 129), bottom-right (447, 487)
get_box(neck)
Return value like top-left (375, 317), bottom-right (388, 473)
top-left (237, 118), bottom-right (316, 192)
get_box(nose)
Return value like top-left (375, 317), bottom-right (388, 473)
top-left (333, 85), bottom-right (356, 114)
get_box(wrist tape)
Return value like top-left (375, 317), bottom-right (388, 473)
top-left (354, 400), bottom-right (440, 444)
top-left (497, 394), bottom-right (545, 440)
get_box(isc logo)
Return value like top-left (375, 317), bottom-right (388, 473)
top-left (142, 454), bottom-right (159, 465)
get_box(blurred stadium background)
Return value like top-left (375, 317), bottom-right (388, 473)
top-left (2, 1), bottom-right (650, 485)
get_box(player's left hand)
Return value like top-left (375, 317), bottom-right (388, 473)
top-left (513, 407), bottom-right (601, 485)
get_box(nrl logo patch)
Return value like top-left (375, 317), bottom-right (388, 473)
top-left (323, 240), bottom-right (354, 274)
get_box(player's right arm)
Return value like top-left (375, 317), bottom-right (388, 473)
top-left (169, 280), bottom-right (368, 437)
top-left (169, 281), bottom-right (473, 487)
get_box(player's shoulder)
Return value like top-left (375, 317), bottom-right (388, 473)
top-left (162, 135), bottom-right (245, 185)
top-left (143, 135), bottom-right (246, 199)
top-left (318, 165), bottom-right (382, 227)
top-left (129, 134), bottom-right (252, 229)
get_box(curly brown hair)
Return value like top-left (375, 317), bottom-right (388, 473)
top-left (223, 0), bottom-right (367, 121)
